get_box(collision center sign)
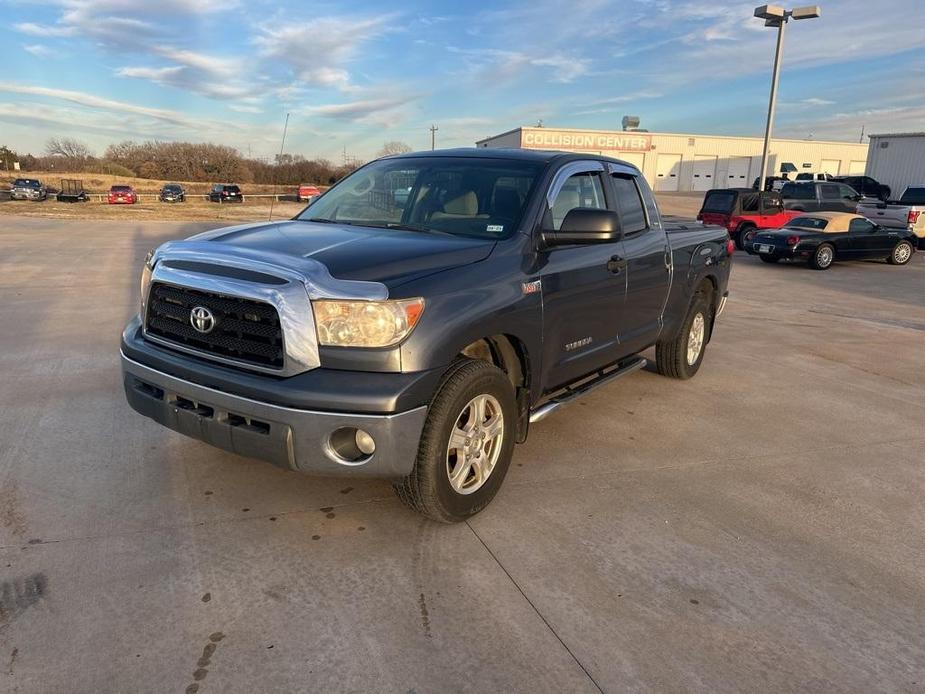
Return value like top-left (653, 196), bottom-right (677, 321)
top-left (522, 129), bottom-right (652, 152)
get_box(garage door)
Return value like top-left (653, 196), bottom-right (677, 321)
top-left (820, 159), bottom-right (840, 175)
top-left (848, 160), bottom-right (866, 174)
top-left (726, 157), bottom-right (751, 188)
top-left (692, 155), bottom-right (717, 192)
top-left (655, 154), bottom-right (681, 192)
top-left (615, 151), bottom-right (645, 171)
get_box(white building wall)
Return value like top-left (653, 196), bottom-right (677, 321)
top-left (865, 134), bottom-right (925, 196)
top-left (476, 127), bottom-right (868, 193)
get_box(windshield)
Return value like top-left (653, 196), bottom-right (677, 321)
top-left (13, 179), bottom-right (40, 187)
top-left (164, 185), bottom-right (181, 192)
top-left (297, 156), bottom-right (544, 238)
top-left (900, 187), bottom-right (925, 205)
top-left (700, 191), bottom-right (736, 214)
top-left (112, 186), bottom-right (131, 192)
top-left (788, 216), bottom-right (828, 230)
top-left (780, 183), bottom-right (815, 200)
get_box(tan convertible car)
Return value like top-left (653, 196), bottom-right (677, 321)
top-left (747, 212), bottom-right (917, 270)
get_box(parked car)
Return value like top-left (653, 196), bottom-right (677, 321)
top-left (794, 172), bottom-right (836, 183)
top-left (832, 175), bottom-right (890, 201)
top-left (9, 178), bottom-right (47, 201)
top-left (857, 186), bottom-right (925, 248)
top-left (748, 212), bottom-right (916, 270)
top-left (297, 184), bottom-right (321, 202)
top-left (108, 185), bottom-right (138, 204)
top-left (697, 188), bottom-right (800, 250)
top-left (208, 184), bottom-right (243, 203)
top-left (159, 184), bottom-right (185, 203)
top-left (121, 149), bottom-right (732, 522)
top-left (752, 175), bottom-right (790, 192)
top-left (779, 181), bottom-right (860, 213)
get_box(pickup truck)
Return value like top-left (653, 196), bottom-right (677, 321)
top-left (780, 181), bottom-right (861, 213)
top-left (121, 149), bottom-right (732, 522)
top-left (857, 186), bottom-right (925, 248)
top-left (698, 188), bottom-right (799, 249)
top-left (9, 178), bottom-right (47, 201)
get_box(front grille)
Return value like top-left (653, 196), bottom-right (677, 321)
top-left (145, 283), bottom-right (284, 369)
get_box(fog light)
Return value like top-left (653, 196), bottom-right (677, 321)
top-left (355, 429), bottom-right (376, 455)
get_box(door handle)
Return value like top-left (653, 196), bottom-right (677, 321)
top-left (607, 255), bottom-right (627, 274)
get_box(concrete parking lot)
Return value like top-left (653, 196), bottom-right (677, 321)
top-left (1, 207), bottom-right (924, 693)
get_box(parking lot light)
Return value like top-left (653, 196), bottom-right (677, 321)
top-left (755, 4), bottom-right (821, 193)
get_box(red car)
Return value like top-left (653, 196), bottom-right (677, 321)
top-left (297, 184), bottom-right (321, 202)
top-left (108, 185), bottom-right (138, 204)
top-left (698, 188), bottom-right (800, 249)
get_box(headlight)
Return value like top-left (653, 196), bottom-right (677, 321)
top-left (140, 250), bottom-right (157, 314)
top-left (312, 298), bottom-right (425, 348)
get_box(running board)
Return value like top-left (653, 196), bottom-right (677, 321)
top-left (529, 357), bottom-right (647, 424)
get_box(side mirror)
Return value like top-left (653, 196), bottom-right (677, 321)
top-left (853, 194), bottom-right (863, 202)
top-left (543, 208), bottom-right (623, 247)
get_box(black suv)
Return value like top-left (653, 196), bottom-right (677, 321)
top-left (208, 184), bottom-right (243, 203)
top-left (780, 181), bottom-right (861, 213)
top-left (159, 184), bottom-right (186, 203)
top-left (832, 175), bottom-right (890, 201)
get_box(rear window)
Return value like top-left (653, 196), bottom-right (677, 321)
top-left (780, 183), bottom-right (815, 200)
top-left (789, 216), bottom-right (828, 230)
top-left (701, 191), bottom-right (736, 213)
top-left (900, 188), bottom-right (925, 205)
top-left (111, 186), bottom-right (131, 192)
top-left (225, 185), bottom-right (241, 193)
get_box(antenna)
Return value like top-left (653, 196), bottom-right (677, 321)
top-left (430, 124), bottom-right (439, 151)
top-left (268, 112), bottom-right (290, 222)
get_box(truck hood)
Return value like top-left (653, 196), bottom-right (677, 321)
top-left (185, 219), bottom-right (496, 288)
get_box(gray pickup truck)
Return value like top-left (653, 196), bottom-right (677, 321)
top-left (857, 186), bottom-right (925, 248)
top-left (121, 149), bottom-right (732, 521)
top-left (9, 178), bottom-right (47, 201)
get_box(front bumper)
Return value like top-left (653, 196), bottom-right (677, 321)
top-left (122, 352), bottom-right (427, 478)
top-left (10, 191), bottom-right (43, 200)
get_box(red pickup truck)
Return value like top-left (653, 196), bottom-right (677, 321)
top-left (698, 188), bottom-right (800, 249)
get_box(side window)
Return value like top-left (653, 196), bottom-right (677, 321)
top-left (610, 175), bottom-right (647, 234)
top-left (741, 194), bottom-right (760, 212)
top-left (820, 184), bottom-right (840, 200)
top-left (550, 172), bottom-right (606, 230)
top-left (839, 185), bottom-right (857, 200)
top-left (849, 218), bottom-right (875, 233)
top-left (761, 194), bottom-right (782, 212)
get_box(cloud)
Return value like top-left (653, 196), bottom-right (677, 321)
top-left (802, 98), bottom-right (835, 106)
top-left (22, 44), bottom-right (53, 58)
top-left (254, 15), bottom-right (394, 90)
top-left (303, 97), bottom-right (410, 122)
top-left (117, 46), bottom-right (253, 101)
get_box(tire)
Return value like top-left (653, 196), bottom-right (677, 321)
top-left (735, 224), bottom-right (755, 251)
top-left (810, 243), bottom-right (835, 270)
top-left (760, 255), bottom-right (780, 264)
top-left (655, 289), bottom-right (712, 380)
top-left (393, 358), bottom-right (517, 522)
top-left (887, 240), bottom-right (913, 265)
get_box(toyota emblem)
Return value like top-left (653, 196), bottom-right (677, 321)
top-left (190, 306), bottom-right (216, 334)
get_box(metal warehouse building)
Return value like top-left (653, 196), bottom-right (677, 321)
top-left (476, 126), bottom-right (868, 193)
top-left (864, 133), bottom-right (925, 197)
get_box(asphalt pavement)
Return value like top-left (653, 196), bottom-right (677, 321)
top-left (1, 211), bottom-right (924, 693)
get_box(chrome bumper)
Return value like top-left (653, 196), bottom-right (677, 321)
top-left (121, 353), bottom-right (427, 478)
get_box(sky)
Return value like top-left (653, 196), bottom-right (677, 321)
top-left (0, 0), bottom-right (922, 163)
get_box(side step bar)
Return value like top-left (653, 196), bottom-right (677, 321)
top-left (529, 356), bottom-right (647, 424)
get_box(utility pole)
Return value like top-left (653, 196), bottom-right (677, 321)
top-left (430, 124), bottom-right (438, 151)
top-left (859, 125), bottom-right (865, 144)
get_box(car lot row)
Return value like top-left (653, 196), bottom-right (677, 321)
top-left (3, 178), bottom-right (323, 204)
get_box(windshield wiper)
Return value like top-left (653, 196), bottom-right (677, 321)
top-left (383, 222), bottom-right (437, 233)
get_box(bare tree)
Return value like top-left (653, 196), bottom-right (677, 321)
top-left (45, 137), bottom-right (93, 159)
top-left (377, 141), bottom-right (412, 157)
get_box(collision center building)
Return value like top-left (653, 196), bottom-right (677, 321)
top-left (476, 126), bottom-right (868, 193)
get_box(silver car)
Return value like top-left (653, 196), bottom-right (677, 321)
top-left (9, 178), bottom-right (47, 201)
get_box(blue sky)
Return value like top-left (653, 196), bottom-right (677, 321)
top-left (1, 0), bottom-right (922, 162)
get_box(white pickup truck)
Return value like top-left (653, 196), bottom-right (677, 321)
top-left (857, 186), bottom-right (925, 248)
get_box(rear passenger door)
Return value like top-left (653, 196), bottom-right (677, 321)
top-left (818, 184), bottom-right (842, 211)
top-left (607, 165), bottom-right (670, 355)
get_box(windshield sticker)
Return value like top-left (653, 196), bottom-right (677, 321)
top-left (486, 224), bottom-right (504, 232)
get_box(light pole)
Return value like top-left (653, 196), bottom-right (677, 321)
top-left (430, 124), bottom-right (438, 151)
top-left (754, 5), bottom-right (821, 192)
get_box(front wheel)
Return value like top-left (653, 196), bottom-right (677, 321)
top-left (394, 359), bottom-right (516, 522)
top-left (887, 240), bottom-right (913, 265)
top-left (810, 243), bottom-right (835, 270)
top-left (655, 290), bottom-right (712, 380)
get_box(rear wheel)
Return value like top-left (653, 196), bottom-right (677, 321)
top-left (394, 359), bottom-right (516, 522)
top-left (655, 289), bottom-right (712, 380)
top-left (735, 223), bottom-right (756, 251)
top-left (887, 240), bottom-right (913, 265)
top-left (810, 243), bottom-right (834, 270)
